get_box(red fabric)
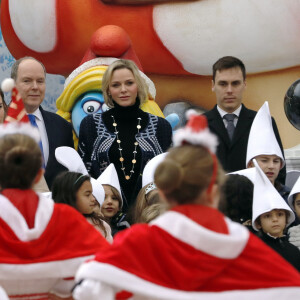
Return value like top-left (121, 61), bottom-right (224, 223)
top-left (171, 204), bottom-right (229, 234)
top-left (4, 87), bottom-right (29, 123)
top-left (1, 189), bottom-right (38, 229)
top-left (94, 205), bottom-right (300, 293)
top-left (187, 115), bottom-right (208, 132)
top-left (10, 293), bottom-right (48, 300)
top-left (0, 201), bottom-right (109, 263)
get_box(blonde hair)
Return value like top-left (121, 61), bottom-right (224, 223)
top-left (102, 59), bottom-right (148, 108)
top-left (0, 134), bottom-right (42, 189)
top-left (155, 145), bottom-right (225, 204)
top-left (132, 184), bottom-right (161, 223)
top-left (140, 203), bottom-right (168, 224)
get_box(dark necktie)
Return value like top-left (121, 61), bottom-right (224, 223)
top-left (28, 114), bottom-right (45, 168)
top-left (224, 113), bottom-right (236, 140)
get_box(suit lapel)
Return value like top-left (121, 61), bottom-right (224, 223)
top-left (39, 106), bottom-right (52, 151)
top-left (208, 106), bottom-right (231, 147)
top-left (39, 106), bottom-right (53, 172)
top-left (232, 105), bottom-right (254, 145)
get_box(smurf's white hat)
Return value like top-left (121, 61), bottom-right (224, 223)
top-left (288, 175), bottom-right (300, 210)
top-left (97, 163), bottom-right (123, 208)
top-left (173, 110), bottom-right (218, 153)
top-left (142, 153), bottom-right (167, 188)
top-left (55, 147), bottom-right (105, 206)
top-left (246, 101), bottom-right (284, 168)
top-left (228, 167), bottom-right (256, 184)
top-left (252, 159), bottom-right (294, 231)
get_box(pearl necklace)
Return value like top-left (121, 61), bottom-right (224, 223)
top-left (111, 115), bottom-right (142, 180)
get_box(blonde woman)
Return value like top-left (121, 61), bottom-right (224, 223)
top-left (78, 59), bottom-right (172, 212)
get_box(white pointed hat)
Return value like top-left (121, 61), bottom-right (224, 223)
top-left (142, 153), bottom-right (167, 188)
top-left (252, 159), bottom-right (294, 231)
top-left (288, 175), bottom-right (300, 209)
top-left (228, 167), bottom-right (256, 184)
top-left (55, 147), bottom-right (89, 175)
top-left (55, 146), bottom-right (105, 205)
top-left (246, 101), bottom-right (284, 168)
top-left (97, 163), bottom-right (123, 207)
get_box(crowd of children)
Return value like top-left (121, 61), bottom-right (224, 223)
top-left (1, 69), bottom-right (300, 298)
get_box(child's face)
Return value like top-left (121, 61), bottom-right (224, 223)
top-left (254, 155), bottom-right (282, 185)
top-left (76, 180), bottom-right (97, 214)
top-left (294, 193), bottom-right (300, 219)
top-left (101, 185), bottom-right (120, 219)
top-left (257, 209), bottom-right (286, 237)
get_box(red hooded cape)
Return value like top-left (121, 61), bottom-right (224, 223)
top-left (75, 205), bottom-right (300, 299)
top-left (0, 191), bottom-right (109, 298)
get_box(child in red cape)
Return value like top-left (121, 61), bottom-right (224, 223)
top-left (0, 123), bottom-right (109, 299)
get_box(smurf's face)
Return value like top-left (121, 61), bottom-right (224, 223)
top-left (71, 91), bottom-right (106, 136)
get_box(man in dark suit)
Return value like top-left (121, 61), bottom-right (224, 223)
top-left (203, 56), bottom-right (285, 182)
top-left (11, 57), bottom-right (74, 189)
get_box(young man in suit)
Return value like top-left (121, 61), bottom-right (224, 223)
top-left (11, 57), bottom-right (74, 189)
top-left (203, 56), bottom-right (285, 183)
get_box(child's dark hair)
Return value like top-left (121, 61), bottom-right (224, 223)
top-left (0, 134), bottom-right (42, 189)
top-left (212, 56), bottom-right (246, 81)
top-left (52, 171), bottom-right (90, 209)
top-left (219, 174), bottom-right (253, 223)
top-left (52, 171), bottom-right (108, 237)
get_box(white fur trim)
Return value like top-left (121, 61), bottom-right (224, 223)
top-left (0, 286), bottom-right (8, 300)
top-left (173, 128), bottom-right (218, 153)
top-left (73, 278), bottom-right (115, 300)
top-left (0, 255), bottom-right (94, 280)
top-left (0, 194), bottom-right (54, 242)
top-left (0, 122), bottom-right (41, 143)
top-left (151, 211), bottom-right (249, 259)
top-left (1, 278), bottom-right (72, 298)
top-left (64, 58), bottom-right (156, 99)
top-left (1, 78), bottom-right (15, 92)
top-left (185, 109), bottom-right (200, 120)
top-left (75, 262), bottom-right (300, 300)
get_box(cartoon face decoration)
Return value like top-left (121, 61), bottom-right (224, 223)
top-left (56, 64), bottom-right (108, 148)
top-left (71, 91), bottom-right (106, 137)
